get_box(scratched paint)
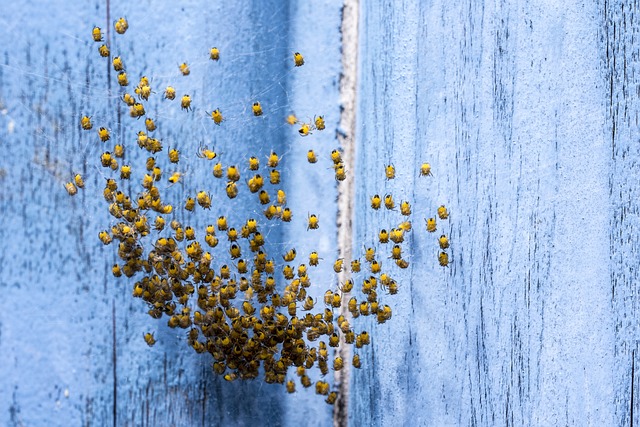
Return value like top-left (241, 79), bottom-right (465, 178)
top-left (1, 0), bottom-right (634, 426)
top-left (350, 0), bottom-right (617, 426)
top-left (606, 1), bottom-right (640, 426)
top-left (0, 1), bottom-right (341, 426)
top-left (282, 0), bottom-right (343, 425)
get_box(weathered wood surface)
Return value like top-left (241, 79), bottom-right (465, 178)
top-left (0, 1), bottom-right (340, 426)
top-left (1, 0), bottom-right (637, 426)
top-left (351, 0), bottom-right (627, 426)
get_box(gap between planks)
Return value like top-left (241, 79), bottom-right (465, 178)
top-left (334, 0), bottom-right (359, 426)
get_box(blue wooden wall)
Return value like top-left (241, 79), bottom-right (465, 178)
top-left (0, 0), bottom-right (638, 426)
top-left (0, 0), bottom-right (341, 425)
top-left (351, 0), bottom-right (632, 426)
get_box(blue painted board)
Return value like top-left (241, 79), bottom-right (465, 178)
top-left (351, 1), bottom-right (620, 426)
top-left (0, 1), bottom-right (341, 426)
top-left (3, 0), bottom-right (634, 426)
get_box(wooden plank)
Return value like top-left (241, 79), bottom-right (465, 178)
top-left (606, 1), bottom-right (640, 426)
top-left (4, 0), bottom-right (636, 426)
top-left (0, 1), bottom-right (341, 425)
top-left (351, 0), bottom-right (615, 426)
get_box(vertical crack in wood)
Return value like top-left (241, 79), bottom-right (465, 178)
top-left (112, 300), bottom-right (117, 427)
top-left (107, 0), bottom-right (115, 420)
top-left (201, 365), bottom-right (207, 427)
top-left (632, 349), bottom-right (635, 427)
top-left (107, 3), bottom-right (115, 423)
top-left (106, 0), bottom-right (111, 89)
top-left (334, 0), bottom-right (359, 426)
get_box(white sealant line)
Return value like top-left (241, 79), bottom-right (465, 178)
top-left (334, 0), bottom-right (358, 426)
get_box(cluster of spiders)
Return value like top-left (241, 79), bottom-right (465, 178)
top-left (65, 17), bottom-right (448, 404)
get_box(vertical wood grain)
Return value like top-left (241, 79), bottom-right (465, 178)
top-left (0, 1), bottom-right (341, 426)
top-left (3, 0), bottom-right (639, 426)
top-left (606, 1), bottom-right (640, 426)
top-left (352, 0), bottom-right (615, 426)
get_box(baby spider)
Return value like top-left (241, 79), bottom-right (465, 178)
top-left (112, 56), bottom-right (124, 71)
top-left (267, 151), bottom-right (280, 168)
top-left (438, 251), bottom-right (449, 267)
top-left (92, 26), bottom-right (103, 42)
top-left (400, 201), bottom-right (411, 216)
top-left (80, 115), bottom-right (92, 130)
top-left (283, 248), bottom-right (297, 262)
top-left (130, 102), bottom-right (145, 118)
top-left (307, 214), bottom-right (319, 230)
top-left (252, 102), bottom-right (263, 116)
top-left (370, 194), bottom-right (381, 210)
top-left (144, 332), bottom-right (156, 346)
top-left (437, 205), bottom-right (449, 220)
top-left (168, 172), bottom-right (182, 184)
top-left (196, 191), bottom-right (211, 209)
top-left (181, 94), bottom-right (192, 111)
top-left (164, 86), bottom-right (176, 100)
top-left (197, 145), bottom-right (217, 160)
top-left (210, 109), bottom-right (223, 125)
top-left (114, 17), bottom-right (128, 34)
top-left (385, 164), bottom-right (396, 180)
top-left (210, 47), bottom-right (220, 61)
top-left (168, 148), bottom-right (180, 163)
top-left (122, 93), bottom-right (135, 105)
top-left (98, 44), bottom-right (110, 57)
top-left (299, 123), bottom-right (311, 136)
top-left (98, 127), bottom-right (110, 142)
top-left (145, 118), bottom-right (156, 132)
top-left (425, 217), bottom-right (437, 233)
top-left (117, 72), bottom-right (129, 86)
top-left (74, 173), bottom-right (85, 189)
top-left (439, 234), bottom-right (450, 249)
top-left (384, 194), bottom-right (395, 210)
top-left (307, 150), bottom-right (318, 163)
top-left (248, 156), bottom-right (260, 171)
top-left (309, 251), bottom-right (322, 266)
top-left (420, 162), bottom-right (433, 176)
top-left (330, 149), bottom-right (342, 164)
top-left (65, 182), bottom-right (77, 196)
